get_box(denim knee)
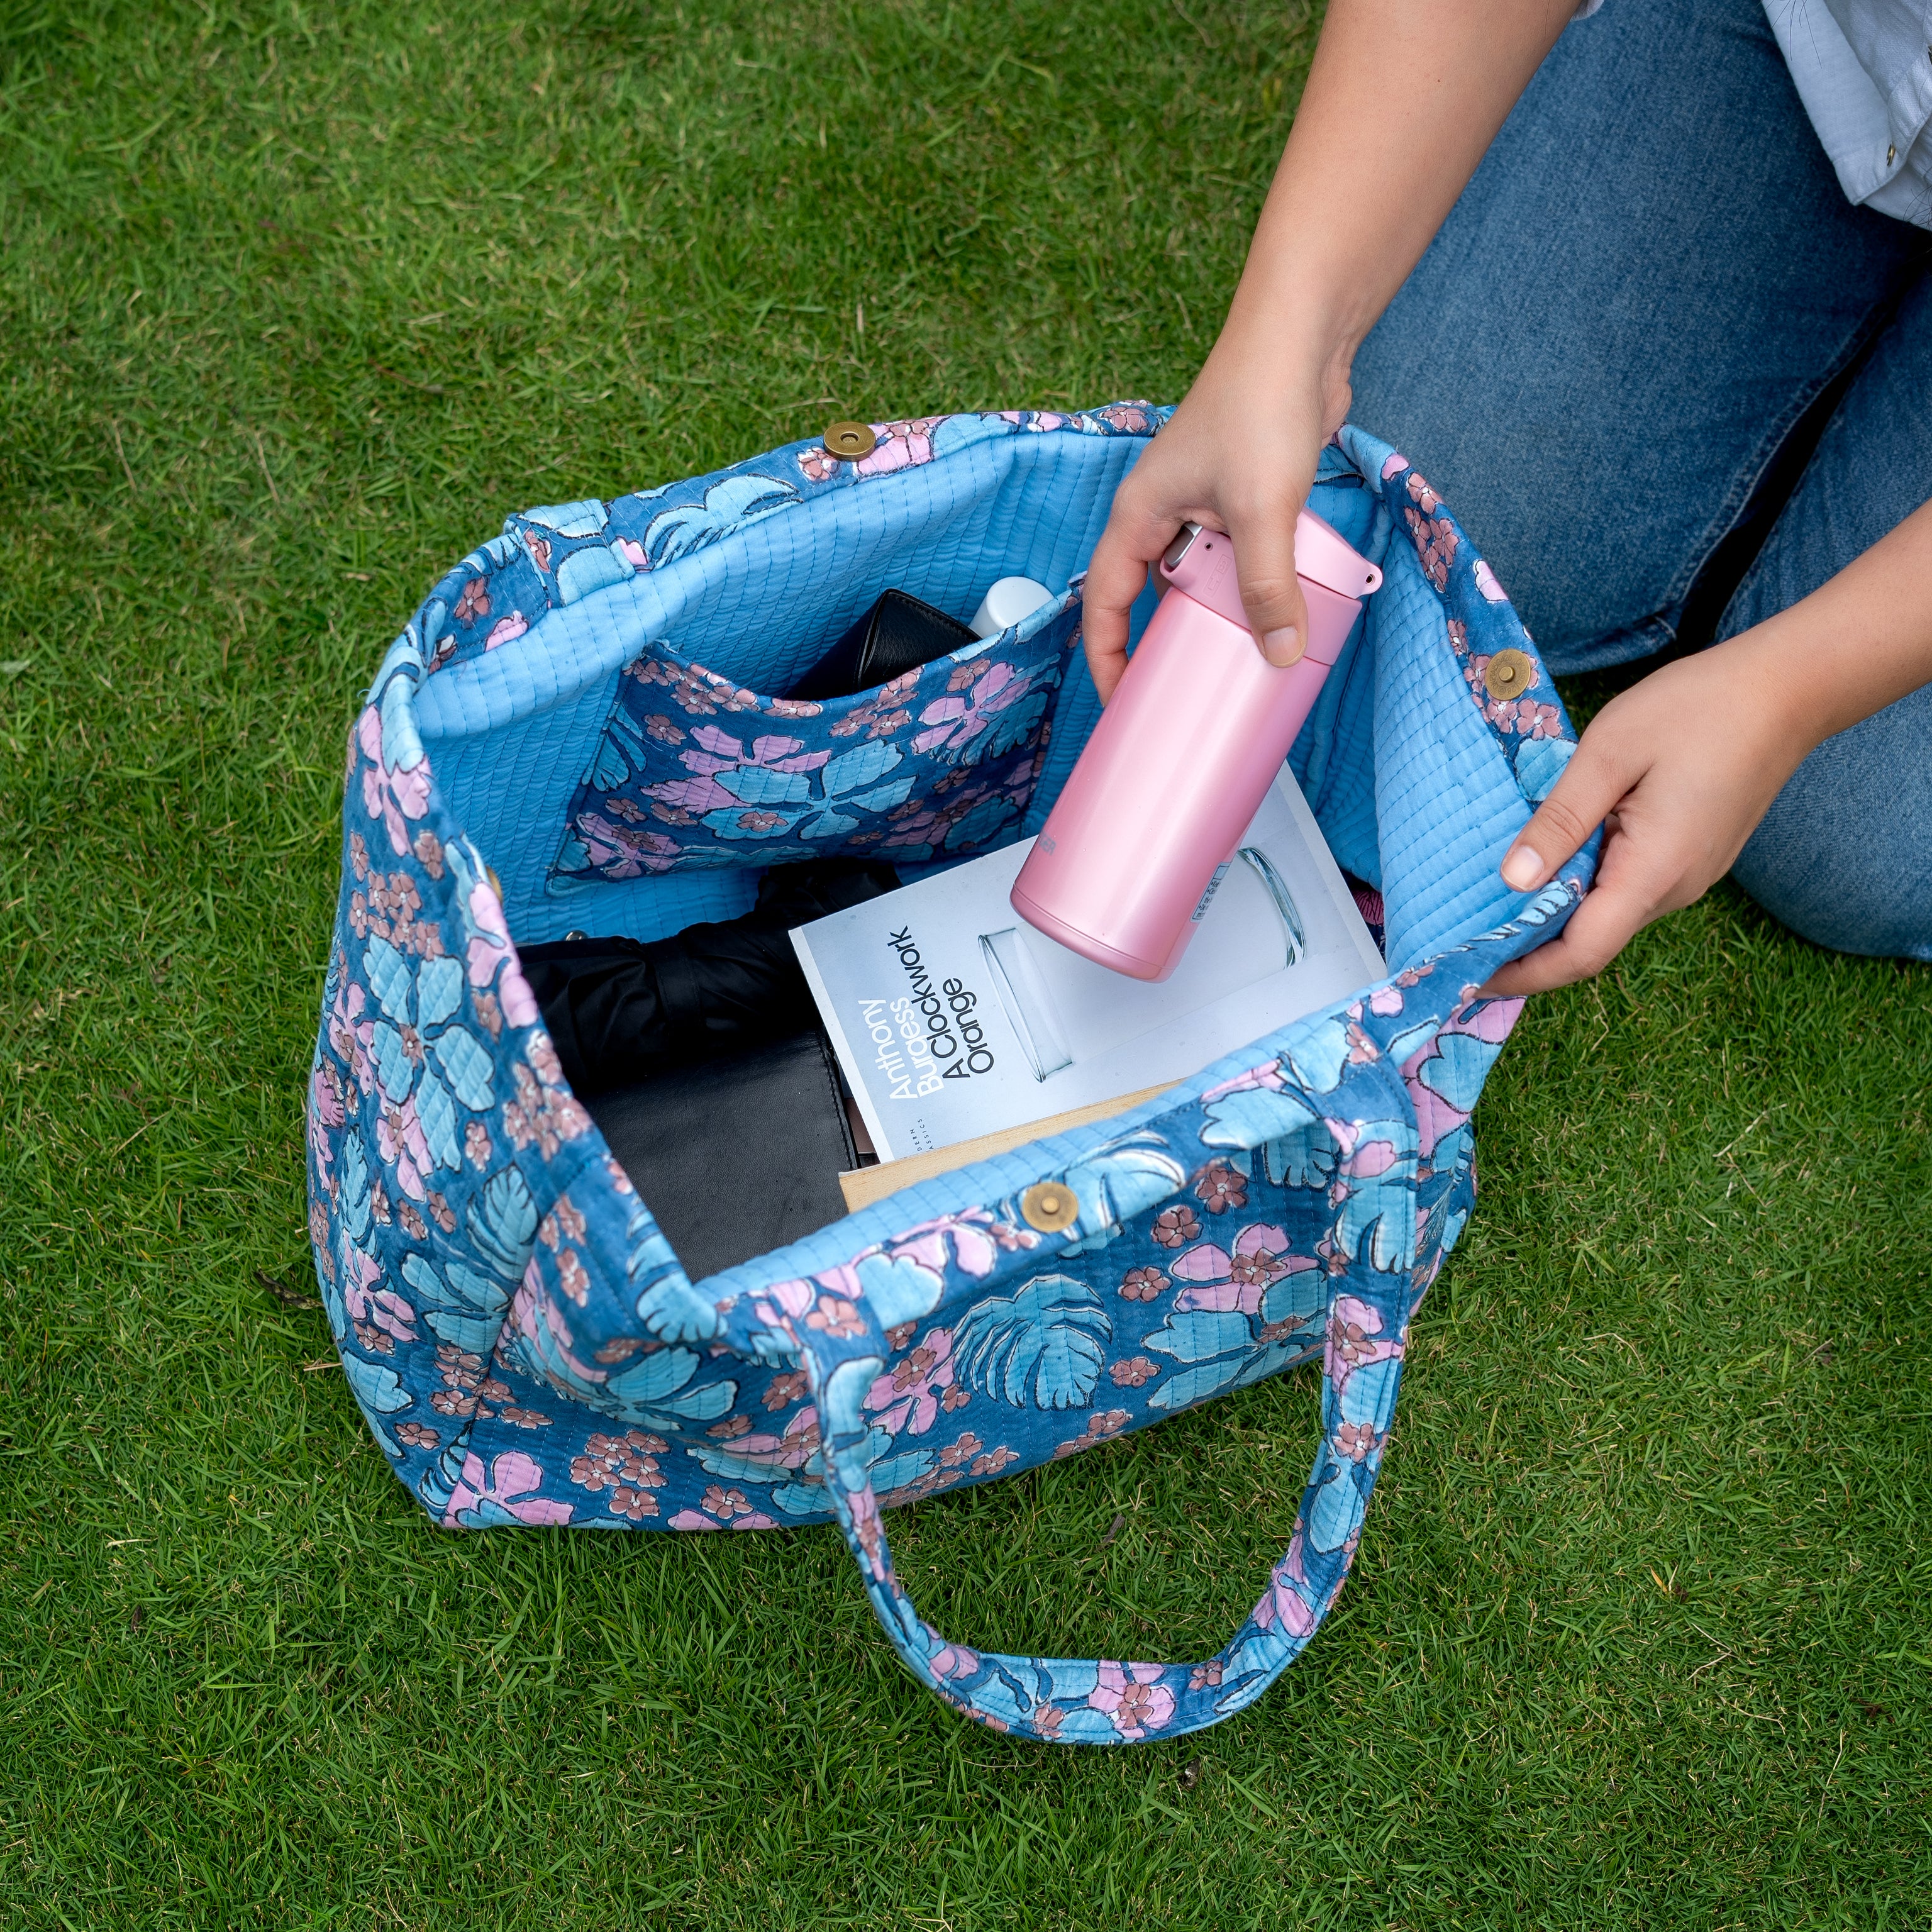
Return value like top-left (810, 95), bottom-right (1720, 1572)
top-left (1730, 686), bottom-right (1932, 960)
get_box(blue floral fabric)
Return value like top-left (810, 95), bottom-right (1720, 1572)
top-left (548, 596), bottom-right (1081, 880)
top-left (307, 404), bottom-right (1594, 1744)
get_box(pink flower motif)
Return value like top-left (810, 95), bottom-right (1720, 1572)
top-left (806, 1296), bottom-right (865, 1340)
top-left (970, 1445), bottom-right (1019, 1476)
top-left (1193, 1160), bottom-right (1248, 1214)
top-left (574, 811), bottom-right (682, 879)
top-left (1087, 1662), bottom-right (1176, 1741)
top-left (853, 416), bottom-right (943, 476)
top-left (796, 445), bottom-right (842, 484)
top-left (309, 1053), bottom-right (346, 1153)
top-left (1199, 1058), bottom-right (1287, 1105)
top-left (1254, 1577), bottom-right (1318, 1638)
top-left (341, 1247), bottom-right (416, 1346)
top-left (355, 706), bottom-right (433, 857)
top-left (929, 1642), bottom-right (980, 1681)
top-left (1118, 1266), bottom-right (1169, 1302)
top-left (702, 1484), bottom-right (752, 1519)
top-left (648, 724), bottom-right (831, 816)
top-left (442, 1450), bottom-right (573, 1529)
top-left (1030, 1704), bottom-right (1065, 1740)
top-left (885, 1209), bottom-right (1016, 1282)
top-left (863, 1328), bottom-right (957, 1436)
top-left (1109, 1355), bottom-right (1159, 1389)
top-left (375, 1094), bottom-right (433, 1199)
top-left (1380, 452), bottom-right (1409, 480)
top-left (1333, 1420), bottom-right (1379, 1462)
top-left (1403, 508), bottom-right (1457, 593)
top-left (1406, 471), bottom-right (1443, 514)
top-left (1170, 1223), bottom-right (1312, 1314)
top-left (911, 660), bottom-right (1036, 758)
top-left (485, 611), bottom-right (528, 649)
top-left (1368, 984), bottom-right (1404, 1016)
top-left (454, 578), bottom-right (491, 623)
top-left (1325, 1294), bottom-right (1403, 1392)
top-left (1472, 559), bottom-right (1507, 604)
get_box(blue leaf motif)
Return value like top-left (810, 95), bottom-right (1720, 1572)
top-left (416, 955), bottom-right (464, 1030)
top-left (852, 1250), bottom-right (945, 1330)
top-left (470, 1165), bottom-right (539, 1282)
top-left (823, 738), bottom-right (902, 796)
top-left (362, 933), bottom-right (413, 1024)
top-left (1199, 1084), bottom-right (1320, 1153)
top-left (1061, 1131), bottom-right (1187, 1235)
top-left (644, 474), bottom-right (799, 566)
top-left (523, 499), bottom-right (609, 538)
top-left (1143, 1310), bottom-right (1252, 1365)
top-left (1145, 1357), bottom-right (1249, 1413)
top-left (342, 1354), bottom-right (409, 1418)
top-left (716, 765), bottom-right (814, 806)
top-left (414, 1067), bottom-right (461, 1170)
top-left (556, 543), bottom-right (633, 606)
top-left (432, 1027), bottom-right (496, 1110)
top-left (1421, 1030), bottom-right (1506, 1113)
top-left (950, 1272), bottom-right (1109, 1410)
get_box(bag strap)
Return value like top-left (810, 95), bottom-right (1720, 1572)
top-left (793, 1254), bottom-right (1411, 1743)
top-left (760, 887), bottom-right (1587, 1742)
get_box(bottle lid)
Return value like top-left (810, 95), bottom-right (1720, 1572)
top-left (1293, 510), bottom-right (1383, 599)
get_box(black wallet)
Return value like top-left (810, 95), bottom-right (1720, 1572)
top-left (786, 588), bottom-right (977, 701)
top-left (589, 1028), bottom-right (858, 1281)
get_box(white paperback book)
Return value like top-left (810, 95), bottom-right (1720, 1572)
top-left (791, 771), bottom-right (1387, 1164)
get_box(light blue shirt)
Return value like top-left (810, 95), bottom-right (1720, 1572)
top-left (1763, 1), bottom-right (1932, 226)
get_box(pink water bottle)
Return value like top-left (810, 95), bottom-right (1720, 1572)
top-left (1010, 511), bottom-right (1383, 981)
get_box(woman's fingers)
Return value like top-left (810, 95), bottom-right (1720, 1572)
top-left (1497, 733), bottom-right (1640, 892)
top-left (1082, 491), bottom-right (1180, 704)
top-left (1224, 495), bottom-right (1313, 666)
top-left (1482, 862), bottom-right (1654, 995)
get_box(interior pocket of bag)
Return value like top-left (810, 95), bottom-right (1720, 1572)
top-left (548, 587), bottom-right (1083, 884)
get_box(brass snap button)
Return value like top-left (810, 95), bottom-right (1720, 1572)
top-left (1482, 648), bottom-right (1535, 701)
top-left (1020, 1181), bottom-right (1079, 1233)
top-left (821, 420), bottom-right (877, 462)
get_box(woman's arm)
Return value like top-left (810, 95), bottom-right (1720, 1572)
top-left (1483, 494), bottom-right (1932, 994)
top-left (1082, 0), bottom-right (1579, 699)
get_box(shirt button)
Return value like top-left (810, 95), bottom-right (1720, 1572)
top-left (1020, 1181), bottom-right (1080, 1233)
top-left (1482, 648), bottom-right (1535, 701)
top-left (821, 420), bottom-right (877, 462)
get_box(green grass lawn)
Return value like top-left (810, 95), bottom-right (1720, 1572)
top-left (3, 1), bottom-right (1929, 1925)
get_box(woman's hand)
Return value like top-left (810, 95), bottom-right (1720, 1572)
top-left (1482, 640), bottom-right (1814, 995)
top-left (1082, 332), bottom-right (1353, 702)
top-left (1077, 0), bottom-right (1580, 703)
top-left (1487, 489), bottom-right (1932, 994)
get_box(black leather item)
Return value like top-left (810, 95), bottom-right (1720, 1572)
top-left (517, 860), bottom-right (898, 1099)
top-left (587, 1029), bottom-right (858, 1281)
top-left (785, 589), bottom-right (977, 700)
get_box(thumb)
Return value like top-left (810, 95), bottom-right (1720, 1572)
top-left (1498, 734), bottom-right (1634, 892)
top-left (1225, 499), bottom-right (1311, 668)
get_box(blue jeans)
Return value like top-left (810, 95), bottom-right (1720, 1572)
top-left (1348, 0), bottom-right (1932, 959)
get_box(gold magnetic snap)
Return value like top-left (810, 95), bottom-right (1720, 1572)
top-left (1021, 1182), bottom-right (1080, 1234)
top-left (821, 419), bottom-right (877, 462)
top-left (1482, 648), bottom-right (1535, 701)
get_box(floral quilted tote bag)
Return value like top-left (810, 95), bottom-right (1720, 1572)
top-left (308, 404), bottom-right (1595, 1744)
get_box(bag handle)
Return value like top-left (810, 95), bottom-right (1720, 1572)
top-left (768, 889), bottom-right (1587, 1743)
top-left (794, 1257), bottom-right (1409, 1743)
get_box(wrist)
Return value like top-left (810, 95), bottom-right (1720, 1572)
top-left (1699, 618), bottom-right (1834, 767)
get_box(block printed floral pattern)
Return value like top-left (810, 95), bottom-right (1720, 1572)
top-left (307, 407), bottom-right (1590, 1747)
